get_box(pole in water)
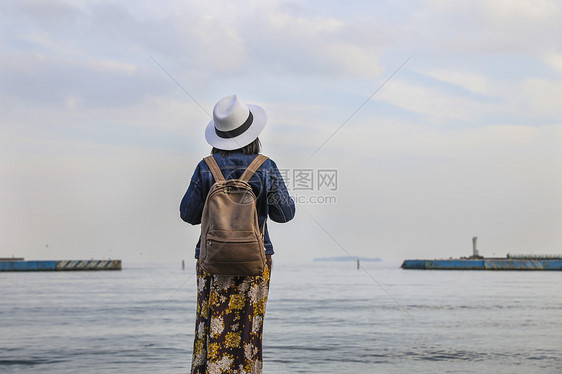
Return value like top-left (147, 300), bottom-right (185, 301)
top-left (182, 260), bottom-right (185, 270)
top-left (357, 259), bottom-right (360, 270)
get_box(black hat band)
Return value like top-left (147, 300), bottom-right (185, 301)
top-left (215, 111), bottom-right (253, 139)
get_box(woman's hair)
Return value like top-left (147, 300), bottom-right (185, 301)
top-left (212, 137), bottom-right (261, 156)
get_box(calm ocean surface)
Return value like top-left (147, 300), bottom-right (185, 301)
top-left (1, 261), bottom-right (561, 373)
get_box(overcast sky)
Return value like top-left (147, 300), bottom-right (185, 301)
top-left (1, 0), bottom-right (561, 264)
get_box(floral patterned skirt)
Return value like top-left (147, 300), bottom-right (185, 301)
top-left (191, 256), bottom-right (272, 374)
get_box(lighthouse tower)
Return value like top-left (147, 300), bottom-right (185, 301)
top-left (472, 236), bottom-right (480, 258)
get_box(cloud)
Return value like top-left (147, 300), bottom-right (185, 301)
top-left (0, 51), bottom-right (171, 108)
top-left (1, 0), bottom-right (388, 112)
top-left (544, 51), bottom-right (562, 73)
top-left (520, 79), bottom-right (562, 120)
top-left (424, 0), bottom-right (562, 53)
top-left (475, 0), bottom-right (560, 21)
top-left (419, 69), bottom-right (490, 95)
top-left (1, 0), bottom-right (81, 29)
top-left (375, 79), bottom-right (493, 122)
top-left (416, 67), bottom-right (562, 123)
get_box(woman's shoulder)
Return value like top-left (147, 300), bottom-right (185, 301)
top-left (258, 155), bottom-right (282, 172)
top-left (260, 154), bottom-right (275, 163)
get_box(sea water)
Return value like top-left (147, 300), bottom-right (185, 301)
top-left (1, 261), bottom-right (561, 374)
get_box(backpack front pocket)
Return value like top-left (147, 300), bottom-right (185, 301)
top-left (204, 230), bottom-right (264, 263)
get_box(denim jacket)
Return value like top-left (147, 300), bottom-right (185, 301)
top-left (180, 152), bottom-right (295, 258)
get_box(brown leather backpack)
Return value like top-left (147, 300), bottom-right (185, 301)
top-left (199, 154), bottom-right (268, 276)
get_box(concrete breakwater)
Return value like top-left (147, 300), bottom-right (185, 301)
top-left (0, 259), bottom-right (121, 271)
top-left (401, 258), bottom-right (562, 270)
top-left (402, 237), bottom-right (562, 270)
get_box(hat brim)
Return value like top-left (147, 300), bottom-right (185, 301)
top-left (205, 104), bottom-right (267, 150)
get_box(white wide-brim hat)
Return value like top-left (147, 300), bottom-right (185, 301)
top-left (205, 94), bottom-right (267, 150)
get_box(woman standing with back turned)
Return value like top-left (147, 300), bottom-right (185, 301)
top-left (180, 94), bottom-right (295, 373)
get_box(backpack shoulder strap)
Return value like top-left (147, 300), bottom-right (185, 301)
top-left (240, 154), bottom-right (269, 183)
top-left (203, 156), bottom-right (225, 183)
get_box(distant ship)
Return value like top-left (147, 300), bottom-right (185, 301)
top-left (401, 237), bottom-right (562, 271)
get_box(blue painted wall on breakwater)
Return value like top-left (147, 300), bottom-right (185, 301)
top-left (0, 260), bottom-right (121, 271)
top-left (402, 259), bottom-right (562, 270)
top-left (0, 261), bottom-right (56, 271)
